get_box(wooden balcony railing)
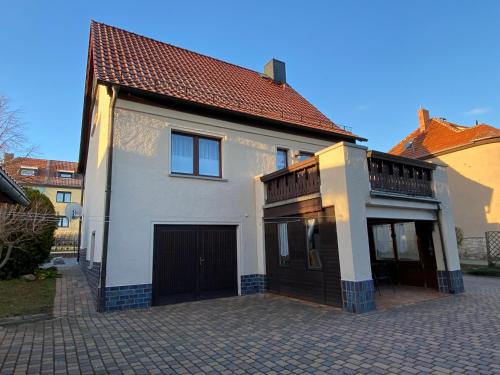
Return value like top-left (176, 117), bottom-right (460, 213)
top-left (367, 151), bottom-right (435, 197)
top-left (261, 157), bottom-right (320, 204)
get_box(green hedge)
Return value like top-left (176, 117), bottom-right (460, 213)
top-left (0, 188), bottom-right (57, 279)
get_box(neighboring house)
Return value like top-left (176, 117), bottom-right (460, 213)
top-left (0, 165), bottom-right (29, 205)
top-left (389, 109), bottom-right (500, 259)
top-left (79, 22), bottom-right (463, 313)
top-left (3, 155), bottom-right (83, 240)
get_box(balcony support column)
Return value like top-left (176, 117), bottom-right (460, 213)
top-left (317, 142), bottom-right (375, 313)
top-left (431, 165), bottom-right (464, 293)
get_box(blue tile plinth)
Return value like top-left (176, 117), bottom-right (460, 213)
top-left (341, 279), bottom-right (376, 313)
top-left (104, 284), bottom-right (152, 311)
top-left (437, 270), bottom-right (464, 294)
top-left (241, 274), bottom-right (267, 295)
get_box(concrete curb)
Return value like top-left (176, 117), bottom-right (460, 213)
top-left (0, 313), bottom-right (53, 326)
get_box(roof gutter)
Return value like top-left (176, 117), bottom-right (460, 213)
top-left (98, 84), bottom-right (119, 312)
top-left (0, 167), bottom-right (29, 206)
top-left (109, 83), bottom-right (367, 142)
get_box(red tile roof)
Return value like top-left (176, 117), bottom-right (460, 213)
top-left (389, 118), bottom-right (500, 159)
top-left (3, 158), bottom-right (82, 188)
top-left (89, 21), bottom-right (362, 140)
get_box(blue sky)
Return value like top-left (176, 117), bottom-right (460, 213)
top-left (1, 1), bottom-right (499, 161)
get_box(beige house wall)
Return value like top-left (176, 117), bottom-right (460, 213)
top-left (103, 98), bottom-right (334, 288)
top-left (29, 185), bottom-right (82, 238)
top-left (80, 84), bottom-right (113, 263)
top-left (427, 142), bottom-right (500, 238)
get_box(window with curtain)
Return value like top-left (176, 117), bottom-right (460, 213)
top-left (276, 148), bottom-right (288, 170)
top-left (171, 132), bottom-right (221, 177)
top-left (278, 223), bottom-right (290, 266)
top-left (171, 133), bottom-right (194, 174)
top-left (394, 222), bottom-right (420, 260)
top-left (306, 218), bottom-right (322, 269)
top-left (372, 224), bottom-right (395, 260)
top-left (199, 138), bottom-right (220, 176)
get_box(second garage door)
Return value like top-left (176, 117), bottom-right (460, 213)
top-left (152, 225), bottom-right (238, 305)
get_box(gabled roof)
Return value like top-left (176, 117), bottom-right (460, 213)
top-left (87, 21), bottom-right (362, 140)
top-left (389, 117), bottom-right (500, 159)
top-left (3, 158), bottom-right (82, 188)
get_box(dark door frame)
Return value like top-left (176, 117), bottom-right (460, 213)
top-left (152, 224), bottom-right (239, 305)
top-left (367, 219), bottom-right (438, 289)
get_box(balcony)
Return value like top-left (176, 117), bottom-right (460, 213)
top-left (367, 151), bottom-right (435, 198)
top-left (260, 157), bottom-right (320, 204)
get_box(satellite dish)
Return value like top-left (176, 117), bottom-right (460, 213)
top-left (65, 203), bottom-right (82, 220)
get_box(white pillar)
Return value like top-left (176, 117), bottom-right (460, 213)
top-left (317, 142), bottom-right (372, 282)
top-left (431, 164), bottom-right (464, 293)
top-left (432, 165), bottom-right (461, 271)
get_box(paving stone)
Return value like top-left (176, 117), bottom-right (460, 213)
top-left (1, 266), bottom-right (499, 374)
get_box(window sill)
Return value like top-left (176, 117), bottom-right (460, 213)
top-left (168, 173), bottom-right (228, 182)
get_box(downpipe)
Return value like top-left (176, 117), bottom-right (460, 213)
top-left (98, 85), bottom-right (119, 312)
top-left (436, 204), bottom-right (454, 294)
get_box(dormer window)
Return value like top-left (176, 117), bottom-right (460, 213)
top-left (404, 140), bottom-right (414, 150)
top-left (19, 167), bottom-right (37, 176)
top-left (57, 171), bottom-right (74, 179)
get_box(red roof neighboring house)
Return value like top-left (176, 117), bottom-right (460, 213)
top-left (389, 108), bottom-right (500, 159)
top-left (2, 155), bottom-right (82, 188)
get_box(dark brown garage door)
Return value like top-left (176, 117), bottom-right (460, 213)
top-left (153, 225), bottom-right (238, 305)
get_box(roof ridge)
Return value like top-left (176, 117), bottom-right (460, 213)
top-left (12, 156), bottom-right (78, 164)
top-left (91, 21), bottom-right (273, 80)
top-left (431, 118), bottom-right (462, 132)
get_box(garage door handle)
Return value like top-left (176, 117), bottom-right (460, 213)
top-left (199, 257), bottom-right (205, 266)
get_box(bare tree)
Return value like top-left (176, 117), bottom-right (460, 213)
top-left (0, 95), bottom-right (37, 162)
top-left (0, 201), bottom-right (56, 269)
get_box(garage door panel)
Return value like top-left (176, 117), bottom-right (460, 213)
top-left (153, 225), bottom-right (237, 305)
top-left (200, 227), bottom-right (237, 296)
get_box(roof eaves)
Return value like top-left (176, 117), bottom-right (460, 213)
top-left (0, 166), bottom-right (29, 206)
top-left (113, 82), bottom-right (366, 141)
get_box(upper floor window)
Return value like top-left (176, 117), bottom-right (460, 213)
top-left (20, 168), bottom-right (37, 176)
top-left (297, 151), bottom-right (314, 162)
top-left (171, 131), bottom-right (221, 178)
top-left (57, 216), bottom-right (69, 228)
top-left (276, 148), bottom-right (288, 170)
top-left (57, 171), bottom-right (74, 179)
top-left (56, 191), bottom-right (72, 203)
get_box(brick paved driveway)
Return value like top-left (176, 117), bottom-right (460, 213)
top-left (1, 266), bottom-right (499, 374)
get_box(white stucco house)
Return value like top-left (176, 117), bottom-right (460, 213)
top-left (78, 22), bottom-right (463, 313)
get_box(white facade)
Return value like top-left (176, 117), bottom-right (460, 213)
top-left (80, 86), bottom-right (335, 290)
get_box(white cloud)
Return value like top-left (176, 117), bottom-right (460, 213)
top-left (465, 107), bottom-right (491, 115)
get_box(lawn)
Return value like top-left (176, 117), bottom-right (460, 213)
top-left (0, 278), bottom-right (56, 318)
top-left (464, 265), bottom-right (500, 277)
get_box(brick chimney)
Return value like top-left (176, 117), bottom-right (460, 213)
top-left (418, 108), bottom-right (430, 132)
top-left (3, 152), bottom-right (14, 163)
